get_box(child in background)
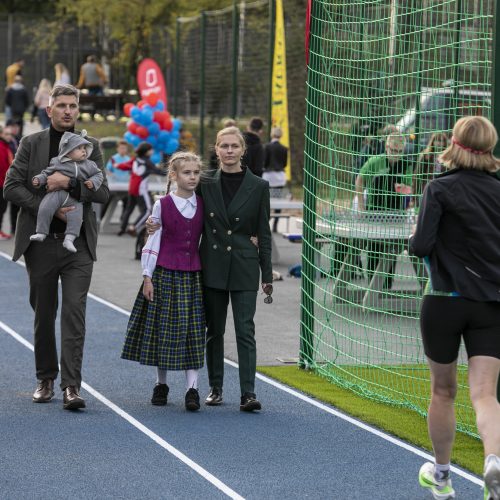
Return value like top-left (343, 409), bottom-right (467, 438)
top-left (105, 140), bottom-right (131, 225)
top-left (121, 152), bottom-right (205, 411)
top-left (118, 142), bottom-right (165, 241)
top-left (0, 125), bottom-right (14, 240)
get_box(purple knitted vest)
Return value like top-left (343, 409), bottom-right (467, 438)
top-left (156, 194), bottom-right (204, 272)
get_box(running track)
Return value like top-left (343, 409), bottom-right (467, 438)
top-left (0, 252), bottom-right (482, 499)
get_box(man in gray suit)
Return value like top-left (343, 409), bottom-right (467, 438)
top-left (4, 84), bottom-right (109, 410)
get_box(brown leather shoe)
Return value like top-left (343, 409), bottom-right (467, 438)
top-left (63, 386), bottom-right (86, 410)
top-left (33, 379), bottom-right (55, 403)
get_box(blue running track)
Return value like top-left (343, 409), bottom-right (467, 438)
top-left (0, 252), bottom-right (482, 499)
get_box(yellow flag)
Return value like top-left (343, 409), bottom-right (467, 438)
top-left (271, 0), bottom-right (291, 180)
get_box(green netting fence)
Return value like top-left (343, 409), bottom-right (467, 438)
top-left (301, 0), bottom-right (496, 439)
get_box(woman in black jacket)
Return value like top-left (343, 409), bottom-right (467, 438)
top-left (410, 116), bottom-right (500, 500)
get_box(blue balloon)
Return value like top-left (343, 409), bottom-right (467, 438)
top-left (172, 118), bottom-right (182, 131)
top-left (130, 107), bottom-right (141, 120)
top-left (123, 131), bottom-right (134, 144)
top-left (158, 130), bottom-right (170, 143)
top-left (141, 109), bottom-right (153, 125)
top-left (148, 122), bottom-right (160, 135)
top-left (143, 104), bottom-right (153, 113)
top-left (147, 136), bottom-right (158, 148)
top-left (151, 151), bottom-right (162, 164)
top-left (165, 139), bottom-right (179, 155)
top-left (155, 101), bottom-right (165, 111)
top-left (170, 130), bottom-right (180, 140)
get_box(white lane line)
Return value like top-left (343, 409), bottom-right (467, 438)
top-left (0, 319), bottom-right (244, 500)
top-left (0, 251), bottom-right (482, 487)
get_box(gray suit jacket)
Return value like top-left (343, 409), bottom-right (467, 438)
top-left (3, 129), bottom-right (109, 261)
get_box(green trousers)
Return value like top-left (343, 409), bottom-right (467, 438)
top-left (204, 287), bottom-right (257, 395)
top-left (24, 236), bottom-right (93, 390)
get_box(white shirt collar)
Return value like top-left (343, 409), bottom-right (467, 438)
top-left (170, 191), bottom-right (197, 207)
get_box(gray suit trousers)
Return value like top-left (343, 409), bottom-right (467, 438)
top-left (24, 235), bottom-right (93, 390)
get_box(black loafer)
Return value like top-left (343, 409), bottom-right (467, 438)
top-left (205, 387), bottom-right (223, 406)
top-left (185, 388), bottom-right (201, 411)
top-left (63, 386), bottom-right (86, 410)
top-left (33, 379), bottom-right (55, 403)
top-left (240, 392), bottom-right (261, 412)
top-left (151, 384), bottom-right (169, 406)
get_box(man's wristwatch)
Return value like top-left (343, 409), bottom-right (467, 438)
top-left (68, 177), bottom-right (78, 190)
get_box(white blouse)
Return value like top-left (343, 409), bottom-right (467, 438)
top-left (141, 193), bottom-right (198, 278)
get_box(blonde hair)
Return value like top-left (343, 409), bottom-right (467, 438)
top-left (440, 116), bottom-right (500, 172)
top-left (271, 127), bottom-right (282, 139)
top-left (215, 126), bottom-right (245, 149)
top-left (222, 118), bottom-right (236, 128)
top-left (166, 151), bottom-right (202, 192)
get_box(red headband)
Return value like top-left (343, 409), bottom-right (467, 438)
top-left (451, 137), bottom-right (489, 155)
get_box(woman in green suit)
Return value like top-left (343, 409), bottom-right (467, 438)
top-left (148, 126), bottom-right (272, 411)
top-left (201, 126), bottom-right (272, 411)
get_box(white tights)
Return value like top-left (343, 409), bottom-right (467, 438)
top-left (156, 368), bottom-right (198, 392)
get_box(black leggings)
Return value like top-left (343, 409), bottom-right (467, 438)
top-left (420, 295), bottom-right (500, 363)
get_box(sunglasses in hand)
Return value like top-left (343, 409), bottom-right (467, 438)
top-left (262, 283), bottom-right (273, 304)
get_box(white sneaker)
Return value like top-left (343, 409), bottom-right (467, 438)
top-left (484, 455), bottom-right (500, 500)
top-left (30, 233), bottom-right (46, 242)
top-left (418, 462), bottom-right (455, 499)
top-left (62, 238), bottom-right (77, 253)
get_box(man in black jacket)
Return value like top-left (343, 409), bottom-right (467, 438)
top-left (5, 75), bottom-right (29, 136)
top-left (263, 127), bottom-right (288, 232)
top-left (242, 117), bottom-right (265, 177)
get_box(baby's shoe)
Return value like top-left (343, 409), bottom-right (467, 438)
top-left (63, 237), bottom-right (77, 253)
top-left (30, 233), bottom-right (46, 242)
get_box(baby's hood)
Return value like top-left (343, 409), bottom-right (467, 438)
top-left (58, 130), bottom-right (93, 161)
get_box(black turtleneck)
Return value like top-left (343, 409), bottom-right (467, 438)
top-left (221, 167), bottom-right (246, 207)
top-left (48, 125), bottom-right (76, 233)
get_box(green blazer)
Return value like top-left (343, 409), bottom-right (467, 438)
top-left (200, 168), bottom-right (273, 291)
top-left (3, 129), bottom-right (109, 262)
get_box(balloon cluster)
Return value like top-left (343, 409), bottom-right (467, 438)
top-left (123, 92), bottom-right (181, 164)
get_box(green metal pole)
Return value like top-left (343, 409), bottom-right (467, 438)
top-left (200, 12), bottom-right (206, 158)
top-left (300, 0), bottom-right (319, 369)
top-left (451, 0), bottom-right (463, 127)
top-left (268, 0), bottom-right (276, 138)
top-left (231, 0), bottom-right (239, 119)
top-left (174, 18), bottom-right (181, 118)
top-left (492, 0), bottom-right (500, 402)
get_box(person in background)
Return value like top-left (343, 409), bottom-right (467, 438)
top-left (76, 55), bottom-right (107, 96)
top-left (412, 132), bottom-right (450, 203)
top-left (5, 58), bottom-right (25, 120)
top-left (33, 79), bottom-right (52, 129)
top-left (410, 116), bottom-right (500, 500)
top-left (179, 128), bottom-right (197, 152)
top-left (241, 117), bottom-right (265, 177)
top-left (355, 133), bottom-right (412, 288)
top-left (103, 140), bottom-right (131, 221)
top-left (5, 75), bottom-right (29, 136)
top-left (5, 119), bottom-right (21, 235)
top-left (54, 63), bottom-right (71, 85)
top-left (263, 126), bottom-right (288, 232)
top-left (0, 125), bottom-right (14, 240)
top-left (122, 152), bottom-right (205, 411)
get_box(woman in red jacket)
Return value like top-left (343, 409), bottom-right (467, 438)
top-left (0, 125), bottom-right (14, 240)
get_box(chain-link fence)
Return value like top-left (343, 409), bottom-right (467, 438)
top-left (301, 0), bottom-right (496, 439)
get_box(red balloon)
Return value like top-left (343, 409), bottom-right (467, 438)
top-left (137, 100), bottom-right (146, 108)
top-left (136, 126), bottom-right (149, 139)
top-left (127, 121), bottom-right (138, 134)
top-left (164, 118), bottom-right (173, 131)
top-left (123, 103), bottom-right (134, 117)
top-left (146, 93), bottom-right (159, 106)
top-left (153, 111), bottom-right (164, 123)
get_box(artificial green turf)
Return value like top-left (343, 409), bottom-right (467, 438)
top-left (257, 365), bottom-right (483, 476)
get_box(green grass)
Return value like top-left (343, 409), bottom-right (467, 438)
top-left (257, 365), bottom-right (483, 476)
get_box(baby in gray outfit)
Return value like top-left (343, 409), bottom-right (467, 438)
top-left (30, 131), bottom-right (103, 253)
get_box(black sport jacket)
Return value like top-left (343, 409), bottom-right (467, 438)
top-left (410, 167), bottom-right (500, 301)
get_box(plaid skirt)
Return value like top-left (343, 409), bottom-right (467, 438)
top-left (121, 267), bottom-right (205, 370)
